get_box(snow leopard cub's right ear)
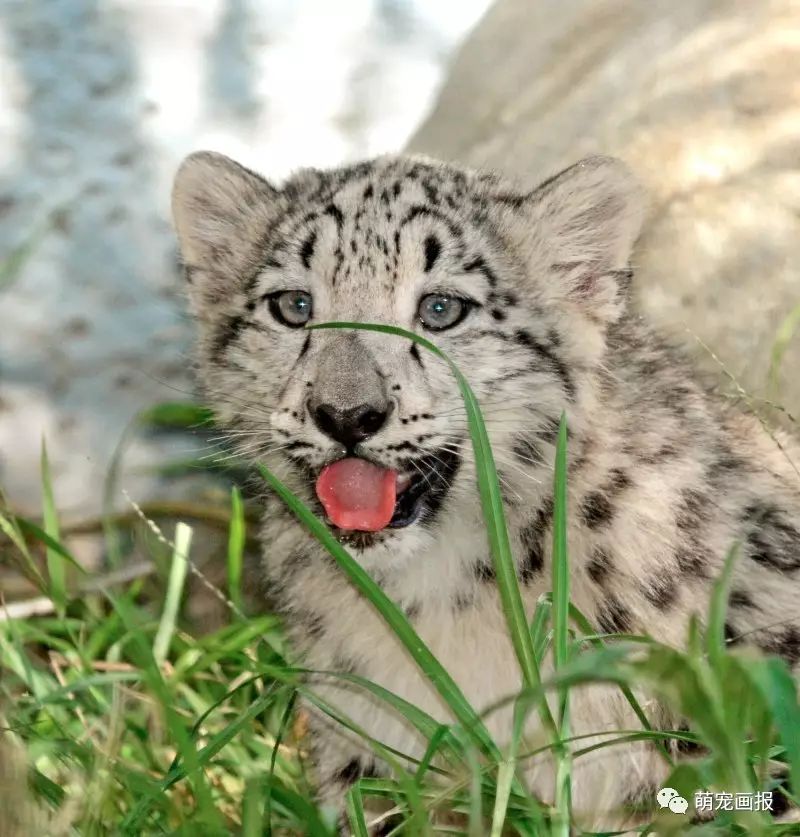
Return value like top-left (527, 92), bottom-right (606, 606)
top-left (172, 151), bottom-right (281, 310)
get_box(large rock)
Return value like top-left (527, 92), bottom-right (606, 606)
top-left (410, 0), bottom-right (800, 419)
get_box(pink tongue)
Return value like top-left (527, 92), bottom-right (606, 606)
top-left (316, 458), bottom-right (397, 532)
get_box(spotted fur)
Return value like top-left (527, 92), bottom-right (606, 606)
top-left (172, 151), bottom-right (800, 830)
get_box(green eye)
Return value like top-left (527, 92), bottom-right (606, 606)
top-left (269, 290), bottom-right (313, 327)
top-left (418, 293), bottom-right (470, 330)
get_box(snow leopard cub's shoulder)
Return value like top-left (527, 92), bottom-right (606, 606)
top-left (172, 151), bottom-right (800, 828)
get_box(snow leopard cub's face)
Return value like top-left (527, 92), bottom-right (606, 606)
top-left (172, 152), bottom-right (643, 556)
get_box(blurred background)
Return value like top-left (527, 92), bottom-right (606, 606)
top-left (0, 0), bottom-right (491, 525)
top-left (1, 0), bottom-right (799, 572)
top-left (1, 2), bottom-right (799, 832)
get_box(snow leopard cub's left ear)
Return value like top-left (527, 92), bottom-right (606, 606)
top-left (172, 151), bottom-right (281, 311)
top-left (508, 155), bottom-right (646, 325)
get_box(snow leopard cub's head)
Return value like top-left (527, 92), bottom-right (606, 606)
top-left (172, 152), bottom-right (643, 557)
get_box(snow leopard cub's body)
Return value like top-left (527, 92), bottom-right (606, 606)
top-left (172, 151), bottom-right (800, 828)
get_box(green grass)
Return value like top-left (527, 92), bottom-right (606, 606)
top-left (1, 322), bottom-right (799, 835)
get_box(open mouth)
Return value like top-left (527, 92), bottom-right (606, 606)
top-left (315, 444), bottom-right (461, 533)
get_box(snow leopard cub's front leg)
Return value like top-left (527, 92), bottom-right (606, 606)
top-left (172, 150), bottom-right (800, 829)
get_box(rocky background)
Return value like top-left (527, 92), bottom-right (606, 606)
top-left (1, 0), bottom-right (798, 544)
top-left (0, 0), bottom-right (490, 525)
top-left (410, 0), bottom-right (800, 421)
top-left (1, 2), bottom-right (798, 826)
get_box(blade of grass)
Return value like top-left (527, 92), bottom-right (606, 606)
top-left (227, 486), bottom-right (246, 617)
top-left (743, 655), bottom-right (800, 804)
top-left (706, 543), bottom-right (738, 671)
top-left (346, 783), bottom-right (370, 837)
top-left (137, 401), bottom-right (215, 430)
top-left (491, 695), bottom-right (532, 837)
top-left (152, 522), bottom-right (192, 667)
top-left (529, 594), bottom-right (553, 662)
top-left (768, 302), bottom-right (800, 397)
top-left (14, 517), bottom-right (86, 575)
top-left (40, 439), bottom-right (66, 617)
top-left (551, 414), bottom-right (570, 676)
top-left (550, 414), bottom-right (572, 836)
top-left (112, 593), bottom-right (220, 833)
top-left (265, 688), bottom-right (296, 836)
top-left (0, 508), bottom-right (46, 590)
top-left (242, 777), bottom-right (263, 837)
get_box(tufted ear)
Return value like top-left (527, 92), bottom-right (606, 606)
top-left (517, 156), bottom-right (646, 324)
top-left (172, 151), bottom-right (280, 307)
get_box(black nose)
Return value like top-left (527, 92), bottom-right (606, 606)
top-left (310, 402), bottom-right (389, 448)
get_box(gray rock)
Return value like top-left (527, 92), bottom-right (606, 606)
top-left (410, 0), bottom-right (800, 420)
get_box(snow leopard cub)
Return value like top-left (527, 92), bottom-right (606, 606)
top-left (172, 151), bottom-right (800, 829)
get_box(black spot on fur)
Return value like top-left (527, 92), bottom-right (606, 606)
top-left (299, 230), bottom-right (317, 269)
top-left (759, 626), bottom-right (800, 666)
top-left (769, 780), bottom-right (792, 818)
top-left (607, 468), bottom-right (632, 492)
top-left (586, 546), bottom-right (613, 586)
top-left (362, 183), bottom-right (373, 200)
top-left (409, 343), bottom-right (425, 369)
top-left (490, 308), bottom-right (507, 321)
top-left (211, 315), bottom-right (245, 360)
top-left (675, 545), bottom-right (711, 578)
top-left (536, 417), bottom-right (561, 445)
top-left (724, 621), bottom-right (739, 644)
top-left (421, 178), bottom-right (440, 205)
top-left (622, 780), bottom-right (661, 813)
top-left (581, 491), bottom-right (614, 529)
top-left (324, 203), bottom-right (344, 228)
top-left (596, 595), bottom-right (633, 634)
top-left (729, 589), bottom-right (757, 610)
top-left (334, 758), bottom-right (362, 785)
top-left (708, 446), bottom-right (748, 481)
top-left (514, 329), bottom-right (576, 399)
top-left (330, 654), bottom-right (360, 674)
top-left (301, 610), bottom-right (324, 640)
top-left (423, 235), bottom-right (441, 272)
top-left (404, 601), bottom-right (421, 620)
top-left (512, 435), bottom-right (544, 467)
top-left (674, 725), bottom-right (707, 756)
top-left (475, 558), bottom-right (496, 582)
top-left (642, 573), bottom-right (678, 611)
top-left (743, 502), bottom-right (800, 573)
top-left (519, 503), bottom-right (551, 584)
top-left (297, 333), bottom-right (311, 359)
top-left (676, 489), bottom-right (711, 534)
top-left (453, 591), bottom-right (474, 612)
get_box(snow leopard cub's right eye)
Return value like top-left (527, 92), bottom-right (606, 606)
top-left (417, 293), bottom-right (472, 331)
top-left (268, 290), bottom-right (313, 328)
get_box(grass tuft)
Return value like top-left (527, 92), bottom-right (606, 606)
top-left (0, 321), bottom-right (797, 834)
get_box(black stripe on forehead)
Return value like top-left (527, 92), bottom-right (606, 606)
top-left (462, 255), bottom-right (498, 287)
top-left (324, 202), bottom-right (344, 228)
top-left (299, 229), bottom-right (317, 269)
top-left (399, 204), bottom-right (464, 243)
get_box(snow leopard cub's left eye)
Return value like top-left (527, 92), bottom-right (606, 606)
top-left (418, 293), bottom-right (472, 331)
top-left (268, 290), bottom-right (313, 327)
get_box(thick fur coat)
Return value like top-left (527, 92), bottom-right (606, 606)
top-left (172, 151), bottom-right (800, 829)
